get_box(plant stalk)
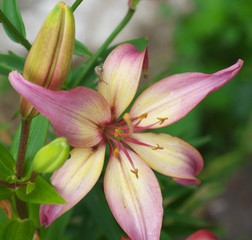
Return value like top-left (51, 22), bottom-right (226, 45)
top-left (16, 119), bottom-right (31, 180)
top-left (71, 0), bottom-right (84, 12)
top-left (15, 195), bottom-right (28, 219)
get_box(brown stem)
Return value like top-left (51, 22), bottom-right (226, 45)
top-left (16, 119), bottom-right (31, 180)
top-left (15, 195), bottom-right (28, 219)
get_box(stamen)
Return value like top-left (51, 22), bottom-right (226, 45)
top-left (114, 148), bottom-right (119, 158)
top-left (130, 169), bottom-right (139, 179)
top-left (138, 113), bottom-right (148, 119)
top-left (152, 144), bottom-right (164, 150)
top-left (114, 129), bottom-right (120, 137)
top-left (123, 113), bottom-right (133, 136)
top-left (157, 117), bottom-right (168, 125)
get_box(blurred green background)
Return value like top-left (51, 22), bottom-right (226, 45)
top-left (0, 0), bottom-right (252, 239)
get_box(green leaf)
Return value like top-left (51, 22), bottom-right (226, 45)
top-left (10, 115), bottom-right (49, 180)
top-left (83, 183), bottom-right (122, 240)
top-left (74, 40), bottom-right (93, 58)
top-left (2, 219), bottom-right (34, 240)
top-left (43, 209), bottom-right (72, 240)
top-left (0, 208), bottom-right (10, 239)
top-left (26, 182), bottom-right (35, 195)
top-left (0, 143), bottom-right (16, 181)
top-left (0, 53), bottom-right (25, 76)
top-left (0, 187), bottom-right (14, 200)
top-left (1, 0), bottom-right (26, 43)
top-left (0, 143), bottom-right (16, 171)
top-left (16, 175), bottom-right (66, 204)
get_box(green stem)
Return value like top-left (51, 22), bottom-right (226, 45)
top-left (71, 0), bottom-right (84, 12)
top-left (16, 119), bottom-right (31, 180)
top-left (0, 10), bottom-right (31, 51)
top-left (71, 8), bottom-right (135, 87)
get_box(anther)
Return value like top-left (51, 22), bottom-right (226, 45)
top-left (130, 168), bottom-right (139, 179)
top-left (114, 129), bottom-right (120, 137)
top-left (157, 117), bottom-right (168, 125)
top-left (152, 144), bottom-right (164, 150)
top-left (138, 113), bottom-right (148, 119)
top-left (114, 148), bottom-right (119, 158)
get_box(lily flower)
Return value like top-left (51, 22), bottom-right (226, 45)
top-left (9, 43), bottom-right (243, 240)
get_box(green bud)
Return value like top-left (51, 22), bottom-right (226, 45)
top-left (32, 137), bottom-right (70, 173)
top-left (20, 2), bottom-right (75, 119)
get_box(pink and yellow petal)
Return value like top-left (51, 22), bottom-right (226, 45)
top-left (126, 133), bottom-right (203, 185)
top-left (104, 149), bottom-right (163, 240)
top-left (9, 71), bottom-right (111, 147)
top-left (98, 43), bottom-right (147, 120)
top-left (129, 59), bottom-right (243, 128)
top-left (40, 143), bottom-right (106, 227)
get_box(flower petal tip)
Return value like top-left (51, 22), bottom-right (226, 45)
top-left (173, 177), bottom-right (201, 186)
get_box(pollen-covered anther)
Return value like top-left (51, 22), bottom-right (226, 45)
top-left (157, 117), bottom-right (168, 125)
top-left (114, 148), bottom-right (119, 158)
top-left (114, 129), bottom-right (120, 137)
top-left (152, 144), bottom-right (164, 150)
top-left (138, 113), bottom-right (148, 119)
top-left (130, 168), bottom-right (139, 179)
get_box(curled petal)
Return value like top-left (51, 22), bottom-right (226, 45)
top-left (129, 59), bottom-right (243, 128)
top-left (40, 143), bottom-right (106, 227)
top-left (98, 43), bottom-right (147, 120)
top-left (9, 71), bottom-right (111, 147)
top-left (104, 149), bottom-right (163, 240)
top-left (186, 229), bottom-right (217, 240)
top-left (126, 133), bottom-right (203, 185)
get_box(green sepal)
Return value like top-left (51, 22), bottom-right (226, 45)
top-left (16, 175), bottom-right (66, 204)
top-left (1, 0), bottom-right (26, 43)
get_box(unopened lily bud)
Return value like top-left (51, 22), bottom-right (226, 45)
top-left (32, 137), bottom-right (70, 173)
top-left (20, 2), bottom-right (75, 119)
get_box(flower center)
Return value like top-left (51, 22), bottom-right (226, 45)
top-left (103, 112), bottom-right (167, 179)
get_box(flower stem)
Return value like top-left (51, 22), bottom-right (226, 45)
top-left (71, 8), bottom-right (135, 87)
top-left (0, 10), bottom-right (31, 51)
top-left (15, 195), bottom-right (28, 219)
top-left (16, 119), bottom-right (31, 180)
top-left (71, 0), bottom-right (84, 12)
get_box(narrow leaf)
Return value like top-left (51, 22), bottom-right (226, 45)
top-left (74, 40), bottom-right (93, 58)
top-left (16, 175), bottom-right (66, 204)
top-left (1, 0), bottom-right (26, 43)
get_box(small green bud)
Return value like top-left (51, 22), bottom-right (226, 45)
top-left (32, 137), bottom-right (70, 173)
top-left (20, 2), bottom-right (75, 119)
